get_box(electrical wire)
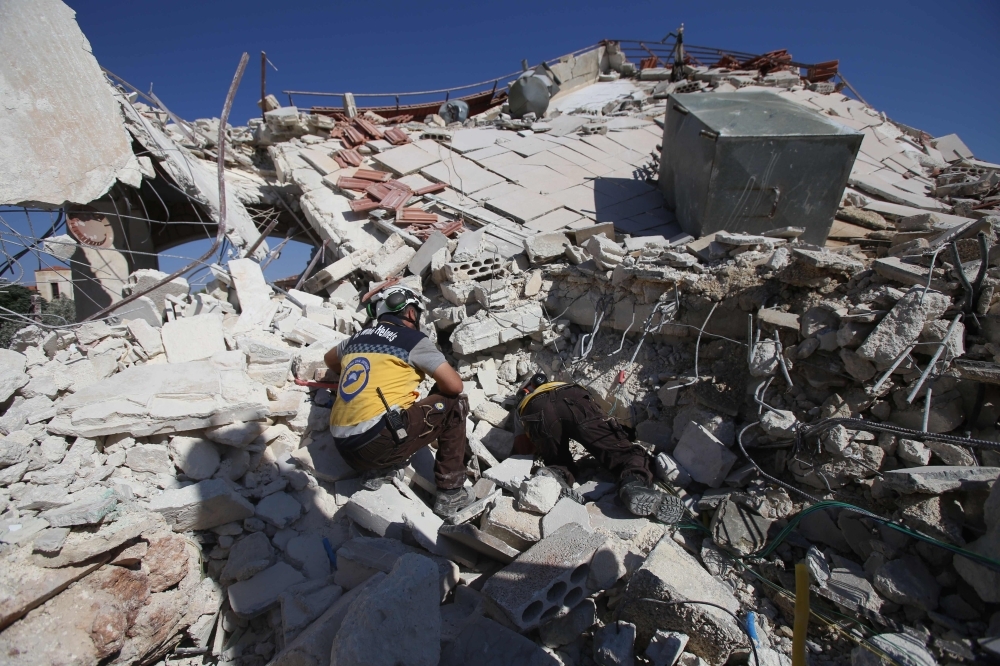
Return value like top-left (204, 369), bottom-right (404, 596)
top-left (735, 421), bottom-right (1000, 571)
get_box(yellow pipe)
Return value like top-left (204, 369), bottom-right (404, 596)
top-left (792, 562), bottom-right (810, 666)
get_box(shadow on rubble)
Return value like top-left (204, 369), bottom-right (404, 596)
top-left (590, 174), bottom-right (679, 238)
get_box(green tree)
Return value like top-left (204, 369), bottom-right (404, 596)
top-left (0, 283), bottom-right (77, 349)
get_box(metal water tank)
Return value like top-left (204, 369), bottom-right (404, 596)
top-left (658, 90), bottom-right (862, 244)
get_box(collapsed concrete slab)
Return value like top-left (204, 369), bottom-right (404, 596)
top-left (619, 536), bottom-right (745, 662)
top-left (450, 302), bottom-right (547, 355)
top-left (47, 360), bottom-right (269, 437)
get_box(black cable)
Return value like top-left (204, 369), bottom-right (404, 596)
top-left (634, 598), bottom-right (760, 666)
top-left (800, 417), bottom-right (1000, 452)
top-left (738, 421), bottom-right (822, 503)
top-left (737, 422), bottom-right (1000, 571)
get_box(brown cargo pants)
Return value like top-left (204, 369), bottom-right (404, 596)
top-left (337, 391), bottom-right (469, 490)
top-left (519, 385), bottom-right (653, 485)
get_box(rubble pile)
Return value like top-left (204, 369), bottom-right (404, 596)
top-left (3, 21), bottom-right (1000, 666)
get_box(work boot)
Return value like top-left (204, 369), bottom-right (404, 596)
top-left (359, 465), bottom-right (405, 491)
top-left (433, 486), bottom-right (477, 521)
top-left (619, 478), bottom-right (685, 524)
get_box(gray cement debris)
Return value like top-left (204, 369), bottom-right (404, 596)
top-left (619, 536), bottom-right (745, 663)
top-left (482, 523), bottom-right (606, 631)
top-left (1, 21), bottom-right (998, 664)
top-left (331, 553), bottom-right (441, 666)
top-left (148, 478), bottom-right (255, 531)
top-left (882, 466), bottom-right (999, 494)
top-left (594, 620), bottom-right (637, 666)
top-left (856, 287), bottom-right (950, 364)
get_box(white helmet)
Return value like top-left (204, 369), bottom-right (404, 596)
top-left (366, 285), bottom-right (422, 320)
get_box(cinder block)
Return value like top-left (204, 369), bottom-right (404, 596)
top-left (442, 256), bottom-right (504, 282)
top-left (481, 523), bottom-right (607, 631)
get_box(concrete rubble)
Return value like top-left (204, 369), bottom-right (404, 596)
top-left (1, 5), bottom-right (1000, 665)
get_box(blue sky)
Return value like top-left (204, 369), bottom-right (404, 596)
top-left (8, 0), bottom-right (999, 284)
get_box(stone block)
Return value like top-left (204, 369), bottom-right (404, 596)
top-left (124, 269), bottom-right (189, 317)
top-left (31, 527), bottom-right (70, 554)
top-left (856, 287), bottom-right (950, 364)
top-left (334, 537), bottom-right (459, 602)
top-left (40, 491), bottom-right (117, 527)
top-left (850, 633), bottom-right (937, 666)
top-left (873, 556), bottom-right (940, 611)
top-left (481, 495), bottom-right (542, 551)
top-left (476, 422), bottom-right (515, 460)
top-left (0, 516), bottom-right (49, 545)
top-left (255, 491), bottom-right (302, 529)
top-left (954, 522), bottom-right (1000, 603)
top-left (364, 233), bottom-right (416, 281)
top-left (344, 484), bottom-right (410, 539)
top-left (594, 620), bottom-right (636, 666)
top-left (160, 314), bottom-right (227, 363)
top-left (0, 350), bottom-right (28, 405)
top-left (881, 466), bottom-right (999, 494)
top-left (279, 580), bottom-right (343, 646)
top-left (0, 432), bottom-right (29, 468)
top-left (303, 249), bottom-right (373, 293)
top-left (619, 535), bottom-right (744, 663)
top-left (440, 616), bottom-right (560, 666)
top-left (286, 534), bottom-right (331, 579)
top-left (222, 531), bottom-right (273, 583)
top-left (228, 561), bottom-right (306, 617)
top-left (440, 523), bottom-right (519, 563)
top-left (588, 535), bottom-right (628, 591)
top-left (483, 455), bottom-right (534, 492)
top-left (270, 575), bottom-right (384, 666)
top-left (148, 478), bottom-right (255, 531)
top-left (126, 319), bottom-right (163, 356)
top-left (671, 423), bottom-right (737, 488)
top-left (482, 523), bottom-right (607, 631)
top-left (518, 475), bottom-right (562, 514)
top-left (169, 436), bottom-right (220, 480)
top-left (542, 497), bottom-right (593, 538)
top-left (450, 302), bottom-right (545, 355)
top-left (409, 231), bottom-right (450, 278)
top-left (474, 401), bottom-right (511, 428)
top-left (524, 232), bottom-right (571, 264)
top-left (204, 421), bottom-right (269, 448)
top-left (645, 630), bottom-right (688, 666)
top-left (710, 497), bottom-right (773, 556)
top-left (18, 485), bottom-right (71, 511)
top-left (331, 553), bottom-right (441, 666)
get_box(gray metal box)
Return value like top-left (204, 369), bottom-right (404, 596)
top-left (659, 91), bottom-right (862, 244)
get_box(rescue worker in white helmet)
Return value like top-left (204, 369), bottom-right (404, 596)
top-left (324, 286), bottom-right (477, 519)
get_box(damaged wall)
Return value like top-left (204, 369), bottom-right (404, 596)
top-left (0, 0), bottom-right (141, 207)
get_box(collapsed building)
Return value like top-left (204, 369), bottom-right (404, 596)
top-left (1, 1), bottom-right (999, 665)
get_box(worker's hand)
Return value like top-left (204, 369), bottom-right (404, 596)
top-left (323, 345), bottom-right (341, 373)
top-left (512, 434), bottom-right (535, 455)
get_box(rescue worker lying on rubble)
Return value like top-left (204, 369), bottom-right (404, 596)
top-left (512, 374), bottom-right (684, 523)
top-left (323, 286), bottom-right (478, 519)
